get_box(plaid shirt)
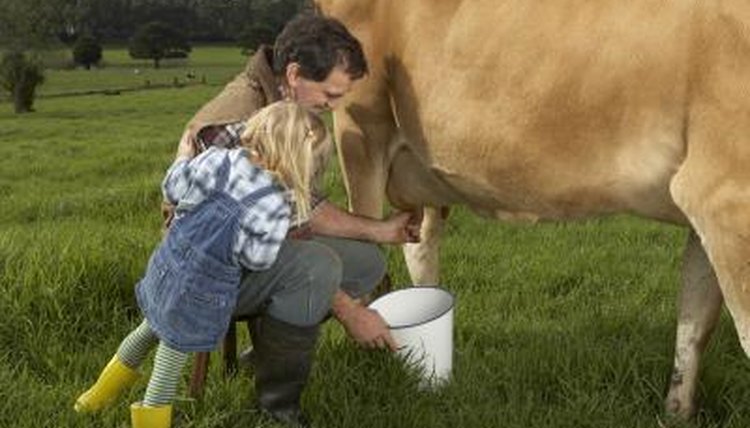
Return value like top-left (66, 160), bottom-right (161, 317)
top-left (162, 146), bottom-right (291, 271)
top-left (196, 122), bottom-right (247, 152)
top-left (197, 122), bottom-right (327, 223)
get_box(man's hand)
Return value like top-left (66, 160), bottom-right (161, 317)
top-left (376, 211), bottom-right (422, 244)
top-left (332, 291), bottom-right (398, 351)
top-left (341, 305), bottom-right (398, 351)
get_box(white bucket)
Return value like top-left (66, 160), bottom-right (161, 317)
top-left (368, 286), bottom-right (455, 386)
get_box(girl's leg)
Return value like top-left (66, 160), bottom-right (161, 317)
top-left (117, 319), bottom-right (160, 369)
top-left (74, 319), bottom-right (158, 413)
top-left (130, 342), bottom-right (188, 428)
top-left (143, 342), bottom-right (188, 406)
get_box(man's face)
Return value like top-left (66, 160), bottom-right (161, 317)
top-left (286, 63), bottom-right (355, 114)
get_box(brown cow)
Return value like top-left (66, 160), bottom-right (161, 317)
top-left (315, 0), bottom-right (750, 419)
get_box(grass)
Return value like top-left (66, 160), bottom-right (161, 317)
top-left (1, 46), bottom-right (749, 427)
top-left (1, 46), bottom-right (247, 102)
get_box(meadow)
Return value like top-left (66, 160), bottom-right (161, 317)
top-left (1, 47), bottom-right (748, 428)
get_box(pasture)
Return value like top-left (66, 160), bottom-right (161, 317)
top-left (0, 47), bottom-right (748, 428)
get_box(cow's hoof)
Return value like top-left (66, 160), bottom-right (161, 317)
top-left (663, 394), bottom-right (697, 422)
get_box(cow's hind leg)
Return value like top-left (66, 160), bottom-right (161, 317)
top-left (668, 10), bottom-right (750, 416)
top-left (665, 230), bottom-right (723, 419)
top-left (670, 8), bottom-right (750, 416)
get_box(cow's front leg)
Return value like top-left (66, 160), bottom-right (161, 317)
top-left (403, 206), bottom-right (446, 285)
top-left (665, 230), bottom-right (723, 419)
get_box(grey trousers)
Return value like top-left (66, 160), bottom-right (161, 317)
top-left (233, 236), bottom-right (386, 327)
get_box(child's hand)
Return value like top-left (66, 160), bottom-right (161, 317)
top-left (176, 130), bottom-right (197, 159)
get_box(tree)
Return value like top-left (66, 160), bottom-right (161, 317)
top-left (237, 23), bottom-right (275, 54)
top-left (0, 51), bottom-right (45, 113)
top-left (129, 21), bottom-right (191, 69)
top-left (72, 35), bottom-right (102, 69)
top-left (0, 0), bottom-right (59, 113)
top-left (237, 0), bottom-right (303, 53)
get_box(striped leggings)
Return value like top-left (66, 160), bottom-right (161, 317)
top-left (117, 320), bottom-right (188, 407)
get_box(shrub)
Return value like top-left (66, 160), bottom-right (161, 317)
top-left (129, 21), bottom-right (191, 69)
top-left (72, 35), bottom-right (103, 70)
top-left (0, 51), bottom-right (45, 113)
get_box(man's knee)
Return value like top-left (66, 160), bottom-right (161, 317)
top-left (312, 237), bottom-right (386, 298)
top-left (266, 242), bottom-right (343, 326)
top-left (341, 242), bottom-right (386, 298)
top-left (305, 246), bottom-right (343, 299)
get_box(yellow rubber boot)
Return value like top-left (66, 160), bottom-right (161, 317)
top-left (130, 402), bottom-right (172, 428)
top-left (74, 355), bottom-right (140, 412)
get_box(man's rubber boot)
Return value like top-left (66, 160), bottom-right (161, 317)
top-left (251, 315), bottom-right (319, 428)
top-left (131, 402), bottom-right (172, 428)
top-left (74, 355), bottom-right (140, 412)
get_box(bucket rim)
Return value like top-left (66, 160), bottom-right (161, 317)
top-left (369, 286), bottom-right (455, 330)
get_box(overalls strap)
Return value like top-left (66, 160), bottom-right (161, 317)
top-left (213, 155), bottom-right (232, 191)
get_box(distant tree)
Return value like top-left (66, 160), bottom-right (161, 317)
top-left (72, 35), bottom-right (102, 69)
top-left (0, 0), bottom-right (59, 113)
top-left (128, 21), bottom-right (191, 69)
top-left (58, 0), bottom-right (139, 42)
top-left (0, 52), bottom-right (45, 113)
top-left (237, 23), bottom-right (275, 54)
top-left (237, 0), bottom-right (303, 53)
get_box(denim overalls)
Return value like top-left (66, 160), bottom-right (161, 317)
top-left (136, 156), bottom-right (279, 352)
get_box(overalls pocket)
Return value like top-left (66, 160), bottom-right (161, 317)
top-left (164, 269), bottom-right (239, 349)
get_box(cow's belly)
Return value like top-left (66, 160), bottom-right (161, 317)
top-left (377, 0), bottom-right (695, 225)
top-left (386, 127), bottom-right (689, 225)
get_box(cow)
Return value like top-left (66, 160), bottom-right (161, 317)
top-left (314, 0), bottom-right (750, 420)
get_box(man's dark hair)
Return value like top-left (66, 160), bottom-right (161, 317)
top-left (273, 14), bottom-right (368, 82)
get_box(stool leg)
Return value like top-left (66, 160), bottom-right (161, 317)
top-left (223, 321), bottom-right (238, 376)
top-left (189, 352), bottom-right (210, 398)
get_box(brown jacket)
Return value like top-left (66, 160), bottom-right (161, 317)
top-left (184, 47), bottom-right (282, 146)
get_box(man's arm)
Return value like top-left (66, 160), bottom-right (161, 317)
top-left (308, 200), bottom-right (421, 243)
top-left (308, 200), bottom-right (421, 351)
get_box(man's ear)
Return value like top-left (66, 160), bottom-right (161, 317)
top-left (285, 63), bottom-right (302, 88)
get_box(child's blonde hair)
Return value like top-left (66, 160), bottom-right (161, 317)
top-left (240, 101), bottom-right (330, 222)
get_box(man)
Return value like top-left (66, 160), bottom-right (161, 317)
top-left (167, 14), bottom-right (420, 427)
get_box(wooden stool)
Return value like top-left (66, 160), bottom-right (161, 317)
top-left (188, 315), bottom-right (252, 398)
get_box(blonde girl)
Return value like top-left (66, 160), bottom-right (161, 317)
top-left (74, 101), bottom-right (329, 428)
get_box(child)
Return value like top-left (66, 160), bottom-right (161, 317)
top-left (74, 101), bottom-right (329, 428)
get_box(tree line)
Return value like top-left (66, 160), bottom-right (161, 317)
top-left (0, 0), bottom-right (309, 113)
top-left (1, 0), bottom-right (307, 45)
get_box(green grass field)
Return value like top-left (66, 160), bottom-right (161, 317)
top-left (1, 47), bottom-right (749, 428)
top-left (0, 46), bottom-right (246, 102)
